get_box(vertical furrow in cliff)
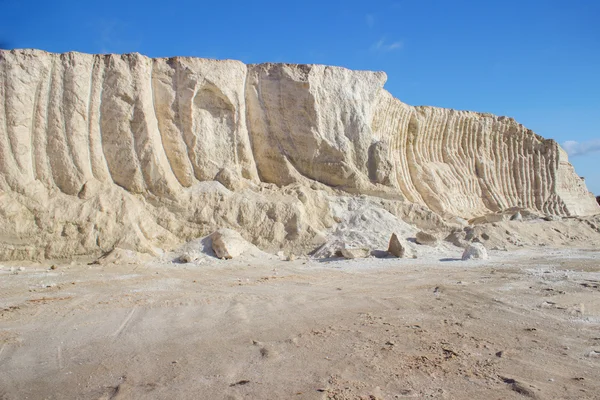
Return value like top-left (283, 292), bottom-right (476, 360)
top-left (497, 120), bottom-right (507, 204)
top-left (541, 146), bottom-right (550, 210)
top-left (31, 55), bottom-right (53, 187)
top-left (1, 51), bottom-right (38, 188)
top-left (458, 115), bottom-right (473, 196)
top-left (474, 117), bottom-right (498, 212)
top-left (406, 109), bottom-right (451, 214)
top-left (439, 110), bottom-right (466, 211)
top-left (473, 118), bottom-right (496, 212)
top-left (522, 133), bottom-right (531, 208)
top-left (503, 122), bottom-right (517, 206)
top-left (466, 116), bottom-right (478, 198)
top-left (499, 123), bottom-right (511, 209)
top-left (0, 53), bottom-right (15, 189)
top-left (99, 54), bottom-right (145, 193)
top-left (533, 147), bottom-right (543, 210)
top-left (448, 113), bottom-right (472, 204)
top-left (87, 55), bottom-right (111, 182)
top-left (519, 129), bottom-right (529, 208)
top-left (381, 97), bottom-right (421, 204)
top-left (391, 102), bottom-right (405, 191)
top-left (455, 114), bottom-right (472, 200)
top-left (514, 131), bottom-right (525, 207)
top-left (396, 107), bottom-right (419, 203)
top-left (545, 142), bottom-right (559, 214)
top-left (519, 130), bottom-right (529, 208)
top-left (61, 53), bottom-right (95, 186)
top-left (45, 54), bottom-right (85, 195)
top-left (508, 132), bottom-right (518, 206)
top-left (491, 135), bottom-right (506, 208)
top-left (526, 130), bottom-right (536, 209)
top-left (151, 58), bottom-right (195, 187)
top-left (127, 54), bottom-right (180, 196)
top-left (29, 72), bottom-right (42, 181)
top-left (543, 144), bottom-right (554, 211)
top-left (476, 120), bottom-right (502, 209)
top-left (460, 116), bottom-right (478, 210)
top-left (423, 109), bottom-right (434, 165)
top-left (494, 122), bottom-right (509, 209)
top-left (406, 108), bottom-right (424, 204)
top-left (535, 137), bottom-right (546, 210)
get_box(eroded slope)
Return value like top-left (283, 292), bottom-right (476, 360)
top-left (0, 49), bottom-right (597, 260)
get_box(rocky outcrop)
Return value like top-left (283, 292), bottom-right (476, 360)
top-left (0, 49), bottom-right (597, 260)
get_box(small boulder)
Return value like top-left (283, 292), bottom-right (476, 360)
top-left (462, 243), bottom-right (488, 260)
top-left (341, 247), bottom-right (370, 259)
top-left (510, 212), bottom-right (523, 221)
top-left (388, 233), bottom-right (413, 258)
top-left (210, 229), bottom-right (253, 260)
top-left (416, 231), bottom-right (438, 246)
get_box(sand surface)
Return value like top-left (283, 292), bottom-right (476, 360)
top-left (1, 248), bottom-right (600, 399)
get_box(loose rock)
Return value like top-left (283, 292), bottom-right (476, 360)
top-left (510, 212), bottom-right (523, 221)
top-left (387, 233), bottom-right (413, 258)
top-left (340, 247), bottom-right (370, 259)
top-left (462, 243), bottom-right (488, 260)
top-left (211, 229), bottom-right (254, 260)
top-left (416, 231), bottom-right (438, 246)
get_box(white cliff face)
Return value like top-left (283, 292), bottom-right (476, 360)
top-left (0, 49), bottom-right (597, 260)
top-left (372, 92), bottom-right (598, 217)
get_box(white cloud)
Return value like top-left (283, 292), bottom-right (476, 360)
top-left (562, 139), bottom-right (600, 157)
top-left (366, 14), bottom-right (375, 28)
top-left (371, 37), bottom-right (403, 52)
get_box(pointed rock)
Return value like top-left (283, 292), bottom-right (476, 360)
top-left (387, 233), bottom-right (413, 258)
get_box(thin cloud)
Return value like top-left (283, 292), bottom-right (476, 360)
top-left (366, 14), bottom-right (375, 28)
top-left (93, 18), bottom-right (141, 54)
top-left (371, 37), bottom-right (403, 52)
top-left (562, 139), bottom-right (600, 157)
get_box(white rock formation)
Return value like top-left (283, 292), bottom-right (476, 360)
top-left (340, 247), bottom-right (370, 259)
top-left (210, 229), bottom-right (259, 259)
top-left (462, 243), bottom-right (489, 260)
top-left (0, 49), bottom-right (598, 260)
top-left (388, 233), bottom-right (413, 258)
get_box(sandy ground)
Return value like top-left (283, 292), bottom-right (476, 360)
top-left (1, 248), bottom-right (600, 400)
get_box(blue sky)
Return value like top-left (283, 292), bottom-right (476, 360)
top-left (2, 0), bottom-right (599, 194)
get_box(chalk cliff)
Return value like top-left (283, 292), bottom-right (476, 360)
top-left (0, 49), bottom-right (597, 260)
